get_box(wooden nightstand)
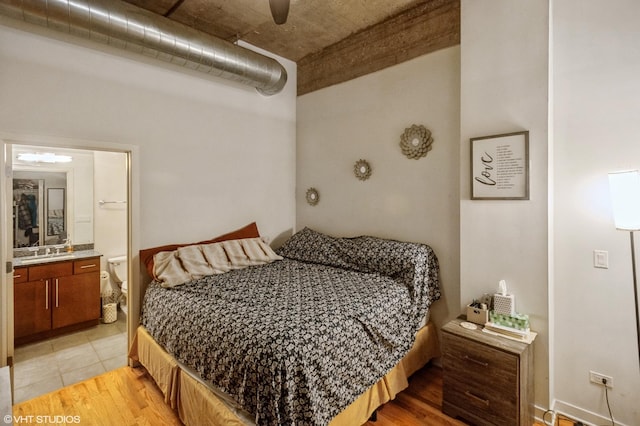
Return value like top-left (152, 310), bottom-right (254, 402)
top-left (441, 317), bottom-right (535, 426)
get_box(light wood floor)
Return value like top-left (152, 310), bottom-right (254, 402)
top-left (13, 366), bottom-right (181, 426)
top-left (363, 363), bottom-right (467, 426)
top-left (13, 363), bottom-right (565, 426)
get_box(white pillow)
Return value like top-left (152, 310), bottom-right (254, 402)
top-left (176, 244), bottom-right (215, 278)
top-left (200, 242), bottom-right (232, 274)
top-left (153, 237), bottom-right (282, 287)
top-left (152, 251), bottom-right (192, 288)
top-left (220, 238), bottom-right (282, 266)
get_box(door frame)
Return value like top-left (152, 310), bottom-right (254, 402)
top-left (0, 132), bottom-right (140, 369)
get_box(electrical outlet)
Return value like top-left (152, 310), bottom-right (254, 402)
top-left (589, 371), bottom-right (613, 388)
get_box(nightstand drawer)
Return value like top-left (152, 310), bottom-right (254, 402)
top-left (443, 332), bottom-right (518, 389)
top-left (443, 376), bottom-right (517, 426)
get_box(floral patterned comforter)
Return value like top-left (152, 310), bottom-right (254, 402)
top-left (141, 228), bottom-right (440, 426)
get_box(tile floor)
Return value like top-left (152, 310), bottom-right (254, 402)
top-left (13, 310), bottom-right (128, 404)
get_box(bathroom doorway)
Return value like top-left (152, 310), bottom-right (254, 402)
top-left (3, 141), bottom-right (132, 403)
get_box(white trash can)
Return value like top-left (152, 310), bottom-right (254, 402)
top-left (102, 302), bottom-right (117, 324)
top-left (100, 270), bottom-right (115, 304)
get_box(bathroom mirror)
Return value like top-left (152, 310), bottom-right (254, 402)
top-left (13, 178), bottom-right (45, 247)
top-left (12, 145), bottom-right (94, 249)
top-left (13, 172), bottom-right (66, 247)
top-left (47, 188), bottom-right (65, 238)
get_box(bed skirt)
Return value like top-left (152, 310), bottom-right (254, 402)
top-left (129, 322), bottom-right (440, 426)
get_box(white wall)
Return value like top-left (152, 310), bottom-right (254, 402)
top-left (0, 20), bottom-right (296, 242)
top-left (0, 20), bottom-right (296, 342)
top-left (93, 151), bottom-right (128, 276)
top-left (297, 46), bottom-right (461, 331)
top-left (553, 1), bottom-right (640, 424)
top-left (460, 0), bottom-right (550, 412)
top-left (68, 151), bottom-right (95, 246)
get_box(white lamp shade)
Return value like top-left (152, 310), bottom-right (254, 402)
top-left (609, 170), bottom-right (640, 230)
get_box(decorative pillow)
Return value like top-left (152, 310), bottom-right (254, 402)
top-left (199, 243), bottom-right (232, 274)
top-left (277, 227), bottom-right (439, 279)
top-left (276, 227), bottom-right (354, 270)
top-left (220, 238), bottom-right (281, 266)
top-left (153, 237), bottom-right (283, 288)
top-left (140, 222), bottom-right (260, 280)
top-left (176, 245), bottom-right (216, 277)
top-left (152, 251), bottom-right (192, 287)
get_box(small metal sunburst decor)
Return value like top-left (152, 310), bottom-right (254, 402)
top-left (305, 187), bottom-right (320, 205)
top-left (353, 159), bottom-right (372, 181)
top-left (400, 124), bottom-right (434, 159)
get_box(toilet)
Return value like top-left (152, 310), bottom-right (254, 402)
top-left (107, 255), bottom-right (128, 315)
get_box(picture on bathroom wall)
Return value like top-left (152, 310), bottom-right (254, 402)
top-left (47, 188), bottom-right (65, 237)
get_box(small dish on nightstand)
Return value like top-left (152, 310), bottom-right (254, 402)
top-left (460, 321), bottom-right (478, 330)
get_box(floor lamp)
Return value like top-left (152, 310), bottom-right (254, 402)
top-left (608, 170), bottom-right (640, 372)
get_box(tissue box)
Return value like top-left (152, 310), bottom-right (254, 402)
top-left (489, 310), bottom-right (530, 331)
top-left (493, 293), bottom-right (515, 315)
top-left (466, 304), bottom-right (489, 325)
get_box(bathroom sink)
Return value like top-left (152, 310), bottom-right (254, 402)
top-left (18, 254), bottom-right (76, 265)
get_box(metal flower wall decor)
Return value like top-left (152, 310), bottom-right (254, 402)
top-left (354, 159), bottom-right (372, 181)
top-left (400, 124), bottom-right (434, 159)
top-left (305, 187), bottom-right (320, 205)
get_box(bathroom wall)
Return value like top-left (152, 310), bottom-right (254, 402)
top-left (93, 151), bottom-right (128, 287)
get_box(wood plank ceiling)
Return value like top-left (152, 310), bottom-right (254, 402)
top-left (123, 0), bottom-right (460, 95)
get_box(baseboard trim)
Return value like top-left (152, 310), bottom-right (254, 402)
top-left (553, 399), bottom-right (629, 426)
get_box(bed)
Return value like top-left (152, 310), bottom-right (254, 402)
top-left (130, 225), bottom-right (441, 426)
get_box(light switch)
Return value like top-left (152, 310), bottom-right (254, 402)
top-left (594, 250), bottom-right (609, 269)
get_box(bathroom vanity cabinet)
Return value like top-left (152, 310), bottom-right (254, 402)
top-left (14, 256), bottom-right (101, 345)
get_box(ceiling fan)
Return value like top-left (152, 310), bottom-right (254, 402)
top-left (269, 0), bottom-right (290, 25)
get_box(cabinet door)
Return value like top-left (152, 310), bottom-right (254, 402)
top-left (14, 280), bottom-right (51, 338)
top-left (52, 272), bottom-right (100, 329)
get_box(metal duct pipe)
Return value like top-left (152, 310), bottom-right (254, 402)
top-left (0, 0), bottom-right (287, 95)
